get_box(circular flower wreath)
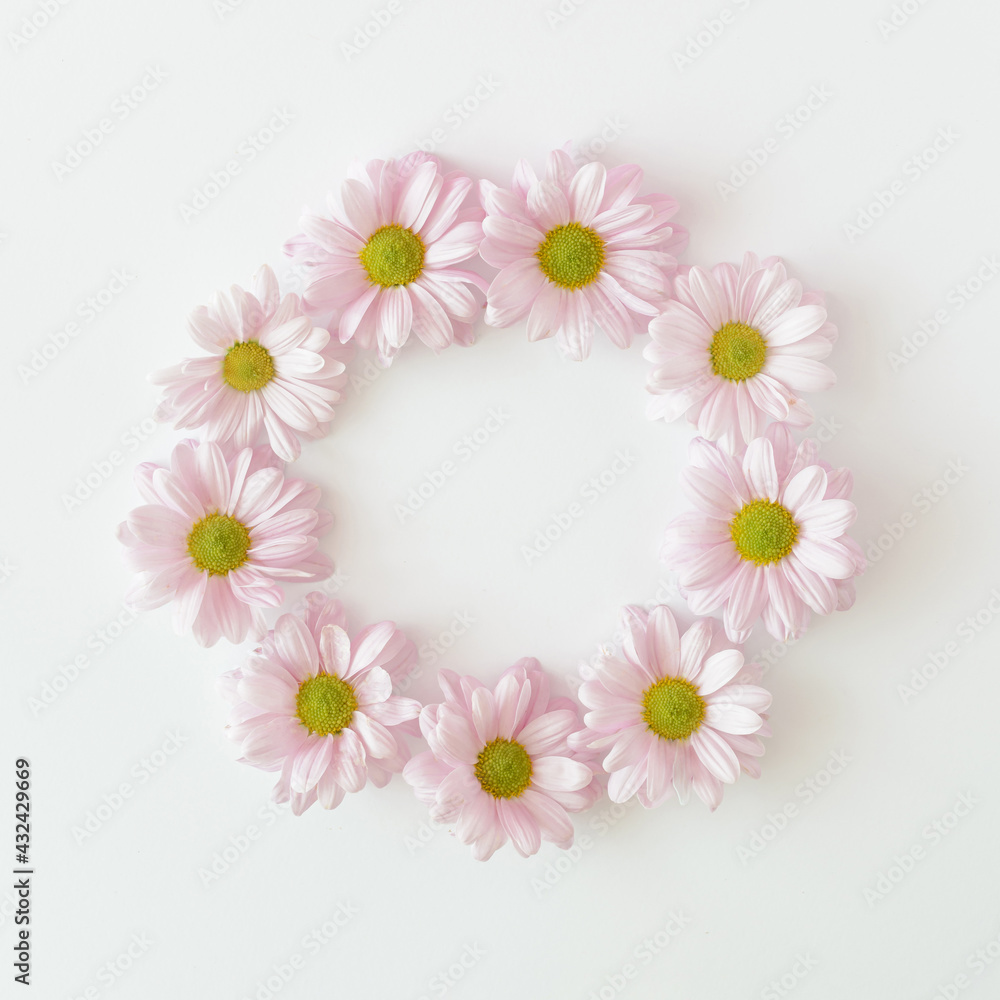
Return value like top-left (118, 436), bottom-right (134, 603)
top-left (118, 149), bottom-right (865, 861)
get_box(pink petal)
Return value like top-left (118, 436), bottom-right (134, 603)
top-left (530, 756), bottom-right (593, 792)
top-left (795, 537), bottom-right (856, 580)
top-left (796, 499), bottom-right (856, 537)
top-left (726, 561), bottom-right (768, 633)
top-left (603, 725), bottom-right (655, 772)
top-left (607, 762), bottom-right (647, 804)
top-left (329, 728), bottom-right (367, 792)
top-left (743, 438), bottom-right (780, 501)
top-left (365, 696), bottom-right (421, 726)
top-left (703, 703), bottom-right (763, 735)
top-left (238, 672), bottom-right (297, 714)
top-left (319, 624), bottom-right (351, 677)
top-left (497, 798), bottom-right (541, 857)
top-left (645, 605), bottom-right (681, 678)
top-left (782, 466), bottom-right (828, 511)
top-left (521, 789), bottom-right (574, 844)
top-left (690, 727), bottom-right (740, 783)
top-left (127, 505), bottom-right (190, 547)
top-left (471, 689), bottom-right (499, 745)
top-left (274, 614), bottom-right (319, 676)
top-left (678, 618), bottom-right (713, 681)
top-left (351, 712), bottom-right (397, 759)
top-left (518, 709), bottom-right (580, 755)
top-left (436, 710), bottom-right (482, 765)
top-left (353, 665), bottom-right (392, 707)
top-left (567, 161), bottom-right (606, 225)
top-left (527, 180), bottom-right (570, 230)
top-left (765, 355), bottom-right (836, 392)
top-left (347, 621), bottom-right (397, 677)
top-left (696, 648), bottom-right (745, 695)
top-left (290, 735), bottom-right (334, 792)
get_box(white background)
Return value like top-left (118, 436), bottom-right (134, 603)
top-left (3, 0), bottom-right (1000, 997)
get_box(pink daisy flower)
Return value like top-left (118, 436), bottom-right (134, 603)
top-left (644, 253), bottom-right (837, 447)
top-left (571, 606), bottom-right (771, 811)
top-left (479, 148), bottom-right (688, 360)
top-left (403, 659), bottom-right (601, 861)
top-left (117, 439), bottom-right (333, 647)
top-left (220, 592), bottom-right (421, 814)
top-left (151, 265), bottom-right (353, 463)
top-left (283, 152), bottom-right (485, 365)
top-left (664, 427), bottom-right (866, 643)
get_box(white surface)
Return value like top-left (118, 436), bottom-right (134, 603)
top-left (4, 1), bottom-right (1000, 997)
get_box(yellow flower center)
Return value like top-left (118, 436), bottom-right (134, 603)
top-left (186, 512), bottom-right (252, 576)
top-left (536, 222), bottom-right (605, 289)
top-left (295, 674), bottom-right (358, 736)
top-left (474, 738), bottom-right (533, 798)
top-left (641, 677), bottom-right (706, 741)
top-left (709, 321), bottom-right (767, 381)
top-left (730, 499), bottom-right (799, 565)
top-left (359, 224), bottom-right (426, 287)
top-left (223, 341), bottom-right (275, 392)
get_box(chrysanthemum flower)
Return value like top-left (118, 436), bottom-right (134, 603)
top-left (117, 439), bottom-right (332, 646)
top-left (220, 593), bottom-right (421, 814)
top-left (151, 265), bottom-right (353, 463)
top-left (571, 606), bottom-right (771, 811)
top-left (664, 427), bottom-right (865, 643)
top-left (479, 148), bottom-right (688, 360)
top-left (403, 659), bottom-right (601, 861)
top-left (283, 152), bottom-right (485, 365)
top-left (644, 253), bottom-right (837, 446)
